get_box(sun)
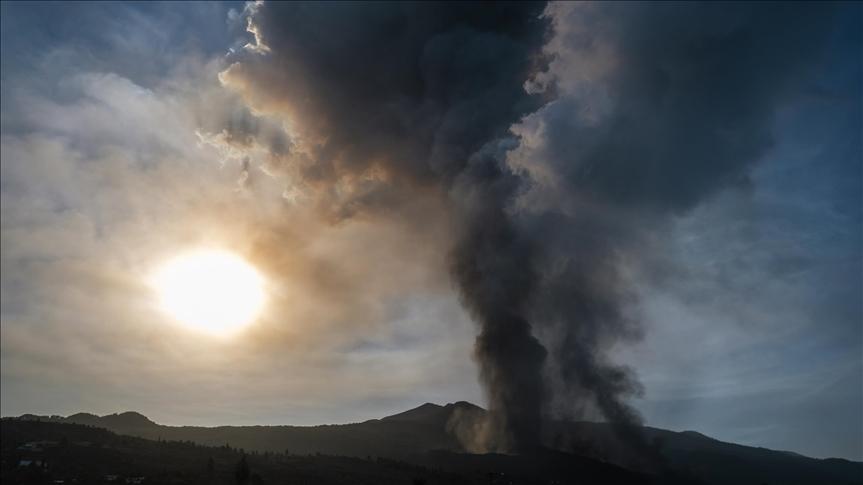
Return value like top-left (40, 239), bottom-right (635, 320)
top-left (151, 249), bottom-right (266, 335)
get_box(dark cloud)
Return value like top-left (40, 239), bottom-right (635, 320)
top-left (220, 1), bottom-right (546, 191)
top-left (505, 2), bottom-right (839, 451)
top-left (221, 1), bottom-right (551, 450)
top-left (515, 3), bottom-right (837, 214)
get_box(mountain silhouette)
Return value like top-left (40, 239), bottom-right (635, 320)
top-left (11, 402), bottom-right (861, 485)
top-left (64, 411), bottom-right (155, 430)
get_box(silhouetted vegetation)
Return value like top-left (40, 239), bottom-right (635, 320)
top-left (234, 455), bottom-right (249, 485)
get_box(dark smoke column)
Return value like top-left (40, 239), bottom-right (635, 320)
top-left (451, 154), bottom-right (547, 452)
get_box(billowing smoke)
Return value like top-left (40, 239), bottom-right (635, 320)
top-left (214, 1), bottom-right (837, 453)
top-left (450, 147), bottom-right (548, 451)
top-left (218, 1), bottom-right (550, 451)
top-left (509, 2), bottom-right (835, 447)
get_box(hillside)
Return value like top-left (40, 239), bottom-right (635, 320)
top-left (1, 419), bottom-right (648, 485)
top-left (16, 403), bottom-right (472, 459)
top-left (11, 403), bottom-right (862, 485)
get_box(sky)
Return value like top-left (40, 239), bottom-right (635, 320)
top-left (1, 1), bottom-right (860, 460)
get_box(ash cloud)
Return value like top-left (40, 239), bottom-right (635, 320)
top-left (218, 2), bottom-right (546, 220)
top-left (510, 2), bottom-right (837, 442)
top-left (217, 1), bottom-right (839, 453)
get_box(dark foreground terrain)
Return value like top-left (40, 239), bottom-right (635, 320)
top-left (4, 402), bottom-right (860, 485)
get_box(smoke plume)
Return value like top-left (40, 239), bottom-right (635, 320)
top-left (215, 1), bottom-right (837, 453)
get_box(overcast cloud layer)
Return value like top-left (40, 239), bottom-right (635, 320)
top-left (1, 1), bottom-right (860, 460)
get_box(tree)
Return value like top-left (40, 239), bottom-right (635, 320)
top-left (234, 455), bottom-right (250, 485)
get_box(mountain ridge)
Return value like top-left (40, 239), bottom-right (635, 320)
top-left (8, 402), bottom-right (860, 461)
top-left (7, 402), bottom-right (861, 485)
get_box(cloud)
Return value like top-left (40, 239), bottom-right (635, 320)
top-left (216, 1), bottom-right (556, 451)
top-left (0, 5), bottom-right (479, 425)
top-left (510, 2), bottom-right (837, 215)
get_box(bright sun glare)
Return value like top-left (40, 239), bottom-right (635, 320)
top-left (151, 249), bottom-right (265, 336)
